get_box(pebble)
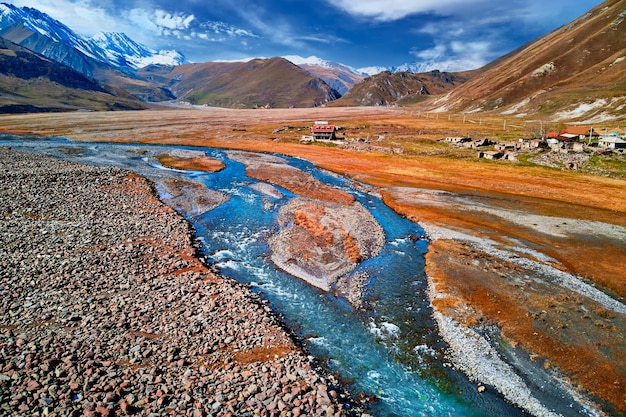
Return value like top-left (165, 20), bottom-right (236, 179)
top-left (0, 148), bottom-right (361, 416)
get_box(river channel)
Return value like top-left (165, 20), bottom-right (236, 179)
top-left (1, 136), bottom-right (525, 416)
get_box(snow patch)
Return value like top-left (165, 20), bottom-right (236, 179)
top-left (532, 62), bottom-right (555, 77)
top-left (553, 99), bottom-right (607, 120)
top-left (501, 98), bottom-right (530, 115)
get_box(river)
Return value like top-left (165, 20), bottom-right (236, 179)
top-left (1, 136), bottom-right (525, 416)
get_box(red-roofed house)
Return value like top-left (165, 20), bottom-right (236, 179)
top-left (560, 126), bottom-right (598, 139)
top-left (311, 122), bottom-right (337, 140)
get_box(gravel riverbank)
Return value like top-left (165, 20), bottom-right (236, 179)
top-left (0, 148), bottom-right (360, 417)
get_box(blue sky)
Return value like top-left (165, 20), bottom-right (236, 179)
top-left (9, 0), bottom-right (605, 71)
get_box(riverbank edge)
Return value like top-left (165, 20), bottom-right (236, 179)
top-left (422, 230), bottom-right (609, 417)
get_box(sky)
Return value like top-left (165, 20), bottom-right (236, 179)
top-left (8, 0), bottom-right (606, 71)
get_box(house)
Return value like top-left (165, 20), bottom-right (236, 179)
top-left (311, 121), bottom-right (337, 140)
top-left (495, 142), bottom-right (517, 151)
top-left (560, 126), bottom-right (598, 140)
top-left (463, 138), bottom-right (492, 148)
top-left (598, 137), bottom-right (626, 150)
top-left (520, 139), bottom-right (548, 150)
top-left (548, 136), bottom-right (579, 151)
top-left (444, 137), bottom-right (472, 144)
top-left (478, 150), bottom-right (504, 160)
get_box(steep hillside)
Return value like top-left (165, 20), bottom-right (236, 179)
top-left (0, 38), bottom-right (146, 112)
top-left (143, 58), bottom-right (341, 108)
top-left (431, 0), bottom-right (626, 121)
top-left (332, 70), bottom-right (474, 106)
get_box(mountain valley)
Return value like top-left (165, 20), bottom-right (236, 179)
top-left (0, 1), bottom-right (625, 416)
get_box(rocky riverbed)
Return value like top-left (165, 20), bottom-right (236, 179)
top-left (0, 147), bottom-right (361, 417)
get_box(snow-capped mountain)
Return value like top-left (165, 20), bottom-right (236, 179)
top-left (282, 55), bottom-right (366, 95)
top-left (0, 3), bottom-right (185, 73)
top-left (358, 62), bottom-right (463, 76)
top-left (282, 56), bottom-right (456, 78)
top-left (90, 32), bottom-right (186, 69)
top-left (357, 66), bottom-right (389, 76)
top-left (0, 3), bottom-right (107, 75)
top-left (283, 55), bottom-right (364, 75)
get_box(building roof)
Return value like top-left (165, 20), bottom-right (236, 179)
top-left (311, 124), bottom-right (336, 133)
top-left (561, 126), bottom-right (598, 136)
top-left (599, 137), bottom-right (626, 144)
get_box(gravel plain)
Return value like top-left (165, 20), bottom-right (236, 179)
top-left (0, 147), bottom-right (361, 417)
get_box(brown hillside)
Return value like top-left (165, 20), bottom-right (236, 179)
top-left (92, 66), bottom-right (176, 103)
top-left (332, 70), bottom-right (474, 107)
top-left (139, 61), bottom-right (242, 97)
top-left (139, 58), bottom-right (341, 108)
top-left (434, 0), bottom-right (626, 120)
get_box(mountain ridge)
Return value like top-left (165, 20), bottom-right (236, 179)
top-left (0, 37), bottom-right (146, 112)
top-left (330, 69), bottom-right (476, 107)
top-left (0, 1), bottom-right (623, 118)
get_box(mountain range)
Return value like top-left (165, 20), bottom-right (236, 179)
top-left (0, 37), bottom-right (146, 112)
top-left (331, 70), bottom-right (475, 107)
top-left (139, 57), bottom-right (341, 108)
top-left (0, 3), bottom-right (185, 73)
top-left (0, 0), bottom-right (624, 121)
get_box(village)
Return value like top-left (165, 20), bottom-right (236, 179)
top-left (443, 126), bottom-right (626, 172)
top-left (443, 126), bottom-right (625, 161)
top-left (299, 121), bottom-right (625, 174)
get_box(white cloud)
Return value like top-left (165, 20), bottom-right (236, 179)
top-left (326, 0), bottom-right (601, 27)
top-left (237, 8), bottom-right (303, 48)
top-left (325, 0), bottom-right (486, 21)
top-left (126, 8), bottom-right (195, 39)
top-left (122, 8), bottom-right (259, 42)
top-left (201, 21), bottom-right (257, 38)
top-left (11, 0), bottom-right (123, 35)
top-left (413, 44), bottom-right (446, 60)
top-left (152, 10), bottom-right (195, 31)
top-left (410, 40), bottom-right (491, 71)
top-left (450, 40), bottom-right (490, 55)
